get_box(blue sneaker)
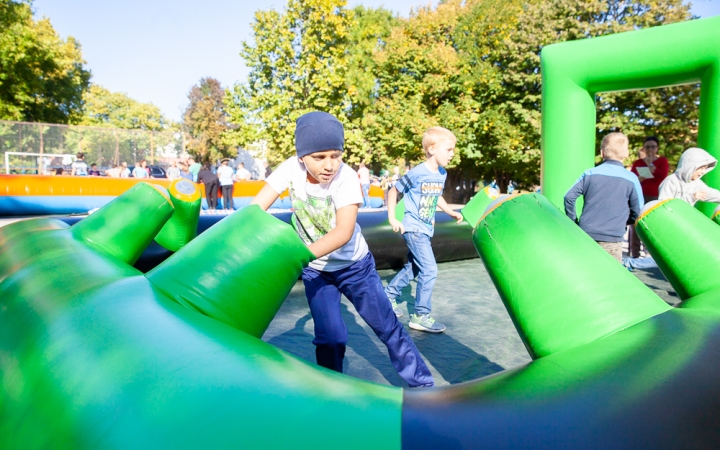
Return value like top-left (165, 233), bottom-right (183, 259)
top-left (389, 298), bottom-right (403, 318)
top-left (409, 314), bottom-right (445, 333)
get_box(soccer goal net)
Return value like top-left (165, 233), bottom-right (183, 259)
top-left (4, 152), bottom-right (78, 175)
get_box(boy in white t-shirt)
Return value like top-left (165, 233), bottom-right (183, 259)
top-left (251, 111), bottom-right (433, 388)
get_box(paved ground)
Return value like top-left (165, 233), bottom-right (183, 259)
top-left (263, 257), bottom-right (678, 387)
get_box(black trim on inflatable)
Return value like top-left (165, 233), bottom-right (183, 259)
top-left (58, 209), bottom-right (477, 272)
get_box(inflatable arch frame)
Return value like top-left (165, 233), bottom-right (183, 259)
top-left (541, 16), bottom-right (720, 216)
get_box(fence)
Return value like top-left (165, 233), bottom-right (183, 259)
top-left (0, 120), bottom-right (186, 174)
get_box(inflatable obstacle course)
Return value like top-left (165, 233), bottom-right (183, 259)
top-left (5, 189), bottom-right (720, 448)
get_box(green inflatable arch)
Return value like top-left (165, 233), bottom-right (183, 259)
top-left (541, 15), bottom-right (720, 216)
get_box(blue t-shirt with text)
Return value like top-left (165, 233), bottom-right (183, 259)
top-left (395, 163), bottom-right (447, 237)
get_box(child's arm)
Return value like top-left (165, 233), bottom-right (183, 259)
top-left (696, 181), bottom-right (720, 203)
top-left (564, 176), bottom-right (586, 222)
top-left (628, 184), bottom-right (642, 224)
top-left (250, 184), bottom-right (281, 211)
top-left (307, 204), bottom-right (359, 258)
top-left (387, 186), bottom-right (405, 233)
top-left (437, 196), bottom-right (463, 223)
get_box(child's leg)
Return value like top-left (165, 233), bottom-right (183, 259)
top-left (337, 253), bottom-right (434, 387)
top-left (302, 267), bottom-right (348, 373)
top-left (405, 232), bottom-right (437, 316)
top-left (384, 235), bottom-right (421, 301)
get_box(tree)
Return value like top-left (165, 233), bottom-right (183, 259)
top-left (225, 0), bottom-right (352, 164)
top-left (184, 77), bottom-right (232, 164)
top-left (0, 0), bottom-right (90, 123)
top-left (81, 85), bottom-right (167, 130)
top-left (367, 0), bottom-right (696, 195)
top-left (452, 0), bottom-right (695, 191)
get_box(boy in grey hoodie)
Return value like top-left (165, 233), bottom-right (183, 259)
top-left (658, 147), bottom-right (720, 206)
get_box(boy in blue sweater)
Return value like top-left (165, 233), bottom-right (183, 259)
top-left (385, 127), bottom-right (463, 333)
top-left (564, 132), bottom-right (644, 262)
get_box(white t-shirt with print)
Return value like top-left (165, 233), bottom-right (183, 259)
top-left (266, 156), bottom-right (369, 272)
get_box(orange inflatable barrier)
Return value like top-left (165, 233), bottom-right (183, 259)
top-left (0, 175), bottom-right (385, 215)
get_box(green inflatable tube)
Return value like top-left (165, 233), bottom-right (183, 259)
top-left (472, 193), bottom-right (669, 358)
top-left (460, 186), bottom-right (499, 227)
top-left (154, 179), bottom-right (201, 252)
top-left (71, 182), bottom-right (175, 264)
top-left (636, 198), bottom-right (720, 303)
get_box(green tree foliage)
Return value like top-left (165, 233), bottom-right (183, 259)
top-left (184, 77), bottom-right (232, 164)
top-left (364, 0), bottom-right (464, 177)
top-left (229, 0), bottom-right (699, 195)
top-left (0, 0), bottom-right (90, 123)
top-left (225, 0), bottom-right (352, 164)
top-left (81, 85), bottom-right (167, 130)
top-left (373, 0), bottom-right (695, 194)
top-left (78, 85), bottom-right (175, 166)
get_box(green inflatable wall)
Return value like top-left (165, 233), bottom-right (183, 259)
top-left (541, 16), bottom-right (720, 216)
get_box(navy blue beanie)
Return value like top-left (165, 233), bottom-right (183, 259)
top-left (295, 111), bottom-right (344, 158)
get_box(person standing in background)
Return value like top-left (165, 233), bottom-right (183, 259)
top-left (105, 165), bottom-right (121, 178)
top-left (179, 162), bottom-right (193, 181)
top-left (217, 158), bottom-right (236, 210)
top-left (119, 162), bottom-right (130, 178)
top-left (166, 161), bottom-right (181, 180)
top-left (235, 162), bottom-right (251, 181)
top-left (197, 163), bottom-right (220, 210)
top-left (264, 161), bottom-right (272, 180)
top-left (132, 160), bottom-right (150, 179)
top-left (88, 164), bottom-right (101, 176)
top-left (188, 158), bottom-right (201, 182)
top-left (629, 136), bottom-right (669, 258)
top-left (71, 153), bottom-right (88, 176)
top-left (358, 162), bottom-right (371, 208)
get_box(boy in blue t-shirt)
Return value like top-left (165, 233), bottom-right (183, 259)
top-left (386, 127), bottom-right (463, 333)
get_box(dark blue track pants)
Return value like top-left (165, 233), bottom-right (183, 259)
top-left (302, 252), bottom-right (434, 387)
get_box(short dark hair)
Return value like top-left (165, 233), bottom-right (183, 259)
top-left (76, 152), bottom-right (84, 159)
top-left (643, 136), bottom-right (660, 146)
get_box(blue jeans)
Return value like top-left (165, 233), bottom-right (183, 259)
top-left (385, 232), bottom-right (437, 316)
top-left (361, 183), bottom-right (370, 208)
top-left (302, 252), bottom-right (434, 387)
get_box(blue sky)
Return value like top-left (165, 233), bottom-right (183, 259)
top-left (33, 0), bottom-right (720, 123)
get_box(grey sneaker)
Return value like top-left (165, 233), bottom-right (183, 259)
top-left (389, 298), bottom-right (403, 318)
top-left (409, 314), bottom-right (445, 333)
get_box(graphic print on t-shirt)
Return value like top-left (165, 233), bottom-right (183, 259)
top-left (292, 194), bottom-right (334, 244)
top-left (418, 181), bottom-right (442, 223)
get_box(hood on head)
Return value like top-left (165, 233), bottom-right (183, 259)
top-left (676, 147), bottom-right (717, 183)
